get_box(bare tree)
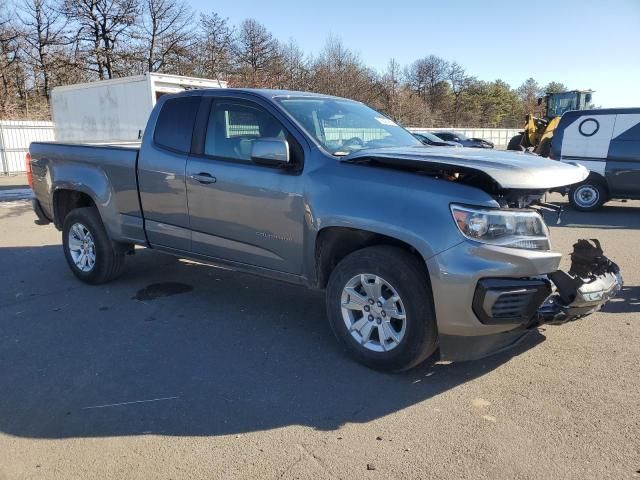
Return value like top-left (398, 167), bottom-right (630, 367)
top-left (1, 5), bottom-right (576, 127)
top-left (234, 18), bottom-right (279, 88)
top-left (381, 58), bottom-right (401, 120)
top-left (139, 0), bottom-right (192, 73)
top-left (272, 39), bottom-right (307, 90)
top-left (196, 11), bottom-right (233, 83)
top-left (18, 0), bottom-right (70, 99)
top-left (312, 36), bottom-right (378, 103)
top-left (407, 55), bottom-right (450, 117)
top-left (0, 1), bottom-right (22, 116)
top-left (62, 0), bottom-right (139, 79)
top-left (447, 61), bottom-right (471, 126)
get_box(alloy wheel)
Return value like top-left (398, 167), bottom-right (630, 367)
top-left (340, 273), bottom-right (407, 352)
top-left (68, 222), bottom-right (96, 272)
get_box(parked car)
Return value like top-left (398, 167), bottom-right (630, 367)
top-left (28, 89), bottom-right (621, 372)
top-left (551, 107), bottom-right (640, 211)
top-left (412, 132), bottom-right (462, 147)
top-left (434, 131), bottom-right (494, 149)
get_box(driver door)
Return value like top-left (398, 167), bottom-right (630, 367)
top-left (186, 98), bottom-right (306, 274)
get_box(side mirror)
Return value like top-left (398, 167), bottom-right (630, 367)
top-left (537, 97), bottom-right (543, 106)
top-left (251, 138), bottom-right (290, 167)
top-left (585, 93), bottom-right (592, 104)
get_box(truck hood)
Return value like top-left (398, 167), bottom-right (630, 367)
top-left (342, 146), bottom-right (588, 190)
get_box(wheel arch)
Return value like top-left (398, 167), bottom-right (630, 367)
top-left (52, 188), bottom-right (97, 229)
top-left (313, 226), bottom-right (430, 289)
top-left (576, 171), bottom-right (610, 196)
top-left (584, 170), bottom-right (608, 188)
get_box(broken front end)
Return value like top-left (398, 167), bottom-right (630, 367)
top-left (475, 239), bottom-right (622, 327)
top-left (432, 199), bottom-right (622, 362)
top-left (436, 238), bottom-right (623, 362)
top-left (343, 148), bottom-right (623, 360)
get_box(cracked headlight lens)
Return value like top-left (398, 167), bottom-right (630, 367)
top-left (451, 204), bottom-right (550, 250)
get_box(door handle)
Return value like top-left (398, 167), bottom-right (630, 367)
top-left (190, 172), bottom-right (217, 184)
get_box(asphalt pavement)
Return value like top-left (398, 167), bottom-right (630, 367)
top-left (0, 188), bottom-right (638, 479)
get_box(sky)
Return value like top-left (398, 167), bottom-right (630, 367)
top-left (190, 0), bottom-right (640, 108)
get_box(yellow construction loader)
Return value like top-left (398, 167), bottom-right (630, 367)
top-left (507, 90), bottom-right (593, 157)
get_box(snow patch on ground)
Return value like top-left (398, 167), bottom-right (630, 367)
top-left (0, 188), bottom-right (33, 201)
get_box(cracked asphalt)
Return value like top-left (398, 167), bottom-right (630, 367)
top-left (0, 185), bottom-right (638, 479)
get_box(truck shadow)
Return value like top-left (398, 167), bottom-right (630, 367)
top-left (0, 245), bottom-right (545, 440)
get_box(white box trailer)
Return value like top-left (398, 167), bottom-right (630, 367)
top-left (51, 73), bottom-right (227, 143)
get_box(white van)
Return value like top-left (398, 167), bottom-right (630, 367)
top-left (552, 108), bottom-right (640, 210)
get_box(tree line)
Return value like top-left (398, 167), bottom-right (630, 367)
top-left (0, 0), bottom-right (567, 127)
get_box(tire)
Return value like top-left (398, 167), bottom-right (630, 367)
top-left (507, 134), bottom-right (524, 151)
top-left (326, 246), bottom-right (438, 372)
top-left (62, 207), bottom-right (126, 284)
top-left (568, 181), bottom-right (608, 211)
top-left (536, 137), bottom-right (552, 158)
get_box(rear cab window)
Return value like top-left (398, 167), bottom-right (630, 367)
top-left (153, 96), bottom-right (201, 153)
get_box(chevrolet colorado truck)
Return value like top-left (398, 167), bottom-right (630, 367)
top-left (28, 89), bottom-right (623, 371)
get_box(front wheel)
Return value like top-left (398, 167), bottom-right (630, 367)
top-left (62, 207), bottom-right (126, 284)
top-left (569, 181), bottom-right (608, 211)
top-left (326, 246), bottom-right (438, 372)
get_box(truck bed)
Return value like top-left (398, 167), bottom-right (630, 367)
top-left (29, 141), bottom-right (146, 244)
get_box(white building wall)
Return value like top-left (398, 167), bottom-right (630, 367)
top-left (0, 121), bottom-right (55, 175)
top-left (409, 127), bottom-right (521, 149)
top-left (1, 122), bottom-right (522, 174)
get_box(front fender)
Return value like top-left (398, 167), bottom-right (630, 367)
top-left (314, 215), bottom-right (448, 264)
top-left (304, 162), bottom-right (495, 277)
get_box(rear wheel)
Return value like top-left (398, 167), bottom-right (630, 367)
top-left (62, 207), bottom-right (126, 284)
top-left (326, 246), bottom-right (438, 372)
top-left (507, 134), bottom-right (524, 151)
top-left (569, 181), bottom-right (608, 211)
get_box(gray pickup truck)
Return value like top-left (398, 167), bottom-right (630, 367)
top-left (28, 88), bottom-right (622, 371)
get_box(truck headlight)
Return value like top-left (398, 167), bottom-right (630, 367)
top-left (450, 204), bottom-right (550, 250)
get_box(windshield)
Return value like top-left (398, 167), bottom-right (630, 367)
top-left (416, 132), bottom-right (444, 143)
top-left (276, 97), bottom-right (422, 155)
top-left (453, 132), bottom-right (468, 141)
top-left (546, 92), bottom-right (578, 118)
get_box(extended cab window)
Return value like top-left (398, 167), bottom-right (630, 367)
top-left (154, 96), bottom-right (200, 153)
top-left (204, 102), bottom-right (286, 162)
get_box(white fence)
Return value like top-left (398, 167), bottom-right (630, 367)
top-left (0, 121), bottom-right (55, 175)
top-left (409, 127), bottom-right (521, 149)
top-left (0, 121), bottom-right (521, 174)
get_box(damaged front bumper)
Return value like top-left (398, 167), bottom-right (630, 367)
top-left (539, 269), bottom-right (623, 324)
top-left (473, 265), bottom-right (622, 327)
top-left (434, 239), bottom-right (623, 361)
